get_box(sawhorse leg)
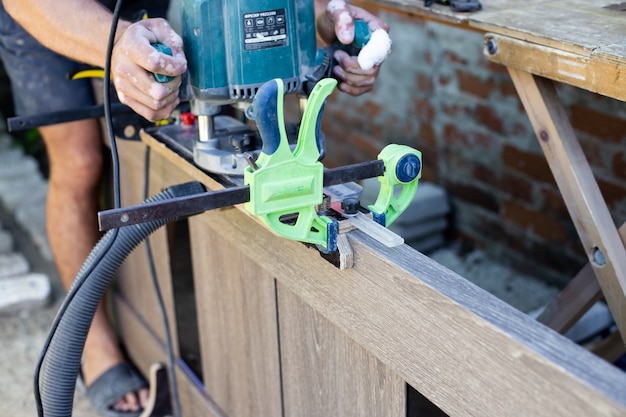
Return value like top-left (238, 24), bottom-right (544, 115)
top-left (508, 68), bottom-right (626, 347)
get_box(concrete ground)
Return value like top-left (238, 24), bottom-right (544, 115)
top-left (0, 212), bottom-right (94, 416)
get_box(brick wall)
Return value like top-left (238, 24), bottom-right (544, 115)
top-left (318, 11), bottom-right (626, 286)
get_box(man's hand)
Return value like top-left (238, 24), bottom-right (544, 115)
top-left (111, 18), bottom-right (187, 121)
top-left (316, 0), bottom-right (389, 96)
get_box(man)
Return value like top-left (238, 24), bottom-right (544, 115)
top-left (0, 0), bottom-right (388, 415)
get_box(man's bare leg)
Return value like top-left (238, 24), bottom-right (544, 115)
top-left (40, 119), bottom-right (148, 412)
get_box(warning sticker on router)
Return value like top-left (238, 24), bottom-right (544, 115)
top-left (243, 8), bottom-right (288, 51)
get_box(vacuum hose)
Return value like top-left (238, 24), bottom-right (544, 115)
top-left (39, 181), bottom-right (206, 417)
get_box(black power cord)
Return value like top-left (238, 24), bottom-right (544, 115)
top-left (142, 146), bottom-right (183, 417)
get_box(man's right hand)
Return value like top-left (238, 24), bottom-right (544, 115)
top-left (111, 18), bottom-right (187, 121)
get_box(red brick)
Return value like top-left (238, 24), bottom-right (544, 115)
top-left (362, 100), bottom-right (382, 120)
top-left (597, 177), bottom-right (626, 209)
top-left (442, 123), bottom-right (471, 147)
top-left (502, 144), bottom-right (554, 184)
top-left (503, 200), bottom-right (568, 243)
top-left (513, 234), bottom-right (583, 284)
top-left (424, 51), bottom-right (433, 65)
top-left (612, 150), bottom-right (626, 181)
top-left (472, 163), bottom-right (498, 187)
top-left (472, 164), bottom-right (533, 203)
top-left (438, 74), bottom-right (452, 87)
top-left (416, 72), bottom-right (434, 92)
top-left (441, 102), bottom-right (466, 118)
top-left (578, 136), bottom-right (606, 170)
top-left (498, 79), bottom-right (518, 99)
top-left (418, 123), bottom-right (436, 147)
top-left (441, 147), bottom-right (472, 175)
top-left (413, 97), bottom-right (436, 121)
top-left (501, 172), bottom-right (534, 203)
top-left (474, 104), bottom-right (504, 135)
top-left (474, 131), bottom-right (495, 149)
top-left (443, 51), bottom-right (468, 66)
top-left (464, 210), bottom-right (506, 244)
top-left (512, 121), bottom-right (530, 137)
top-left (350, 132), bottom-right (380, 160)
top-left (538, 185), bottom-right (569, 219)
top-left (571, 104), bottom-right (626, 143)
top-left (446, 180), bottom-right (499, 213)
top-left (481, 60), bottom-right (509, 75)
top-left (456, 70), bottom-right (495, 99)
top-left (420, 163), bottom-right (438, 183)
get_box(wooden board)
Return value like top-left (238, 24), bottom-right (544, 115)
top-left (357, 0), bottom-right (626, 101)
top-left (277, 283), bottom-right (405, 417)
top-left (188, 213), bottom-right (283, 417)
top-left (195, 202), bottom-right (626, 417)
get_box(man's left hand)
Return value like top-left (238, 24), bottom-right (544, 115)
top-left (317, 0), bottom-right (390, 96)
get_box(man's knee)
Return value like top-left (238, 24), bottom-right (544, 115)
top-left (40, 121), bottom-right (104, 188)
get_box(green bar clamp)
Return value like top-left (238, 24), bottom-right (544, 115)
top-left (245, 78), bottom-right (338, 252)
top-left (369, 144), bottom-right (422, 226)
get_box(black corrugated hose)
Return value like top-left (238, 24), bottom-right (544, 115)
top-left (37, 181), bottom-right (205, 417)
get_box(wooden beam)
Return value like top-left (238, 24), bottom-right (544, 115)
top-left (506, 68), bottom-right (626, 346)
top-left (485, 33), bottom-right (626, 102)
top-left (537, 263), bottom-right (602, 333)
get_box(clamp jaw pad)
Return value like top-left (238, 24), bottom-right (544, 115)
top-left (369, 144), bottom-right (422, 227)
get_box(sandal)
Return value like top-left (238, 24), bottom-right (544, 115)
top-left (83, 362), bottom-right (148, 417)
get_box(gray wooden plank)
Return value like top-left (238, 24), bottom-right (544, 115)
top-left (278, 283), bottom-right (405, 417)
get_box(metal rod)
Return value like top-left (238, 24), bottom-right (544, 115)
top-left (7, 103), bottom-right (134, 132)
top-left (98, 159), bottom-right (386, 231)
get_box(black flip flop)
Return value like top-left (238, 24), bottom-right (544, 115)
top-left (85, 362), bottom-right (148, 417)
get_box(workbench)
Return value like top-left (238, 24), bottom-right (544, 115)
top-left (111, 1), bottom-right (626, 416)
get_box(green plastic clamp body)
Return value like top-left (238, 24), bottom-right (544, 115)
top-left (244, 78), bottom-right (338, 250)
top-left (369, 144), bottom-right (422, 226)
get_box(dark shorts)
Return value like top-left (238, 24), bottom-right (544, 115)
top-left (0, 0), bottom-right (169, 116)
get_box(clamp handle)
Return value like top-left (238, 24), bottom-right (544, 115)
top-left (369, 144), bottom-right (422, 226)
top-left (245, 78), bottom-right (339, 252)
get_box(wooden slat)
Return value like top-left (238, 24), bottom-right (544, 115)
top-left (507, 68), bottom-right (626, 345)
top-left (114, 294), bottom-right (225, 417)
top-left (188, 214), bottom-right (283, 417)
top-left (537, 262), bottom-right (602, 334)
top-left (115, 140), bottom-right (179, 349)
top-left (484, 33), bottom-right (626, 102)
top-left (277, 283), bottom-right (405, 417)
top-left (589, 330), bottom-right (626, 364)
top-left (538, 222), bottom-right (626, 334)
top-left (200, 204), bottom-right (626, 417)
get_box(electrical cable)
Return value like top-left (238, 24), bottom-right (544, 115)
top-left (142, 146), bottom-right (183, 417)
top-left (33, 0), bottom-right (124, 415)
